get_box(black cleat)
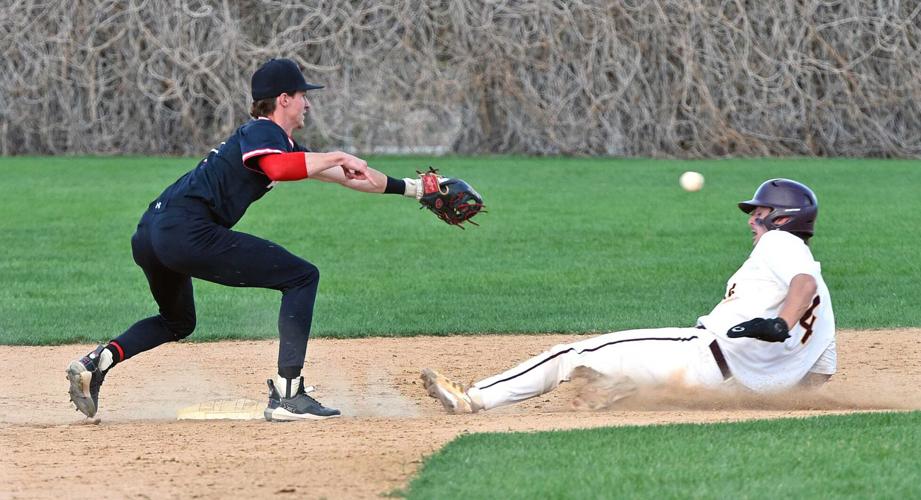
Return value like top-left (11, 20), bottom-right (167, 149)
top-left (264, 377), bottom-right (340, 421)
top-left (66, 345), bottom-right (109, 418)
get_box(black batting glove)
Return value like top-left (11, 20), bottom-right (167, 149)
top-left (727, 317), bottom-right (790, 343)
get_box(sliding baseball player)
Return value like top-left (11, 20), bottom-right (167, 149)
top-left (422, 178), bottom-right (836, 412)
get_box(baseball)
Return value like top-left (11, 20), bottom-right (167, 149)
top-left (679, 171), bottom-right (704, 192)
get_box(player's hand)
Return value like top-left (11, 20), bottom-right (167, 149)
top-left (339, 154), bottom-right (378, 187)
top-left (727, 317), bottom-right (790, 342)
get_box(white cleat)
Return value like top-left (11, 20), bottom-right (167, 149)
top-left (420, 368), bottom-right (477, 414)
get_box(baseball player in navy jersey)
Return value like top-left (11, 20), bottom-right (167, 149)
top-left (422, 179), bottom-right (836, 413)
top-left (67, 58), bottom-right (437, 421)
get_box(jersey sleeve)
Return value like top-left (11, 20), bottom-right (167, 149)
top-left (752, 230), bottom-right (819, 285)
top-left (239, 120), bottom-right (292, 168)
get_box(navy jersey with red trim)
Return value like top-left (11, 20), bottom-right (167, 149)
top-left (152, 119), bottom-right (308, 227)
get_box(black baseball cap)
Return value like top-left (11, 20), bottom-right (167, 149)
top-left (251, 58), bottom-right (324, 101)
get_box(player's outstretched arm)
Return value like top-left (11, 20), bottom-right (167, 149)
top-left (255, 151), bottom-right (380, 190)
top-left (309, 157), bottom-right (390, 193)
top-left (305, 151), bottom-right (385, 191)
top-left (312, 164), bottom-right (485, 227)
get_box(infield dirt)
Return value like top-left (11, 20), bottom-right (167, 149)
top-left (2, 329), bottom-right (919, 499)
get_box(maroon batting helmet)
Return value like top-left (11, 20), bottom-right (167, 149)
top-left (739, 179), bottom-right (818, 240)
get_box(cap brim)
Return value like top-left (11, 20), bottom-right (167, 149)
top-left (301, 82), bottom-right (324, 91)
top-left (738, 201), bottom-right (757, 213)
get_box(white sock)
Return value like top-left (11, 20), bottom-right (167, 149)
top-left (275, 375), bottom-right (300, 398)
top-left (98, 348), bottom-right (114, 372)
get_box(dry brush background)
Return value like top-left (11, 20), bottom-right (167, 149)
top-left (3, 0), bottom-right (921, 157)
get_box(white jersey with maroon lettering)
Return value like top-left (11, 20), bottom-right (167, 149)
top-left (697, 230), bottom-right (835, 391)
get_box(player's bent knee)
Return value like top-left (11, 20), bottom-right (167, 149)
top-left (165, 317), bottom-right (196, 340)
top-left (290, 261), bottom-right (320, 288)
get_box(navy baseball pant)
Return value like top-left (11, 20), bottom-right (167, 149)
top-left (111, 201), bottom-right (318, 376)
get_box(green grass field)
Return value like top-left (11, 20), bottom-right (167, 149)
top-left (1, 156), bottom-right (919, 345)
top-left (3, 156), bottom-right (919, 497)
top-left (404, 412), bottom-right (921, 499)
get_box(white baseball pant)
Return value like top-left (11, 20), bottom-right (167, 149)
top-left (468, 327), bottom-right (728, 410)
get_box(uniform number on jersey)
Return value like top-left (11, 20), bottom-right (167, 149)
top-left (798, 295), bottom-right (821, 344)
top-left (725, 283), bottom-right (737, 299)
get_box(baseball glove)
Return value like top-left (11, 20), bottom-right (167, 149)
top-left (417, 167), bottom-right (484, 228)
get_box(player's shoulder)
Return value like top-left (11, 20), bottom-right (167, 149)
top-left (291, 140), bottom-right (310, 153)
top-left (237, 118), bottom-right (290, 153)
